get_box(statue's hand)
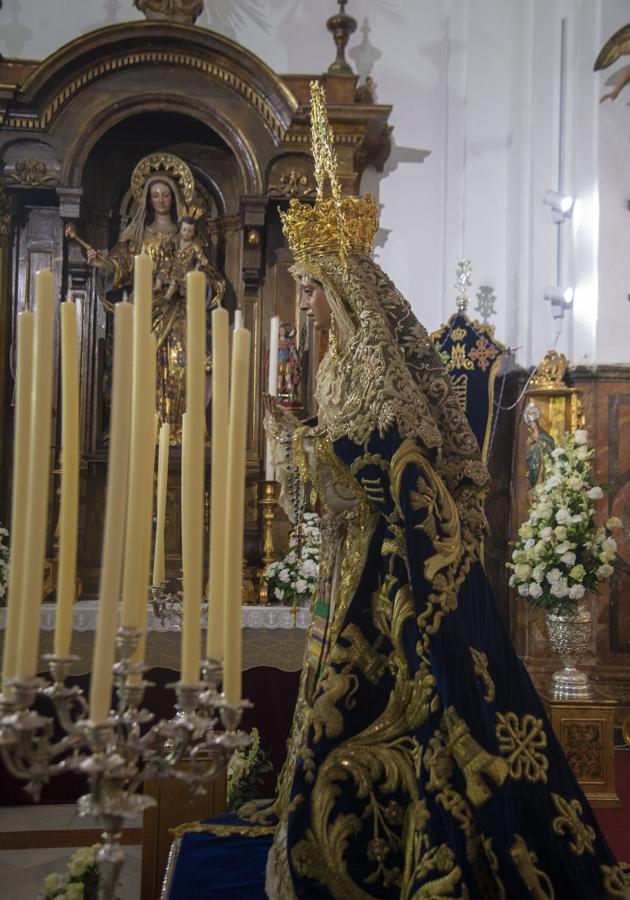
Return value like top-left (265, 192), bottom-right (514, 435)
top-left (87, 249), bottom-right (106, 268)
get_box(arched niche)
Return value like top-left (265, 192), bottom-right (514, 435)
top-left (0, 20), bottom-right (392, 595)
top-left (6, 22), bottom-right (297, 195)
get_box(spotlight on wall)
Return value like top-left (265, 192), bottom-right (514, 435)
top-left (543, 190), bottom-right (574, 223)
top-left (544, 285), bottom-right (574, 317)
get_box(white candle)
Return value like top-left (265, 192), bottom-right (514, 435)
top-left (181, 272), bottom-right (206, 684)
top-left (265, 315), bottom-right (280, 481)
top-left (206, 307), bottom-right (229, 662)
top-left (89, 303), bottom-right (133, 722)
top-left (16, 271), bottom-right (55, 679)
top-left (234, 310), bottom-right (243, 331)
top-left (1, 311), bottom-right (34, 687)
top-left (121, 255), bottom-right (153, 629)
top-left (54, 301), bottom-right (80, 658)
top-left (152, 422), bottom-right (170, 586)
top-left (223, 327), bottom-right (251, 703)
top-left (267, 315), bottom-right (279, 396)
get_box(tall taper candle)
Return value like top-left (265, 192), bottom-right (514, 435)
top-left (181, 412), bottom-right (188, 563)
top-left (265, 315), bottom-right (280, 481)
top-left (1, 311), bottom-right (34, 686)
top-left (152, 422), bottom-right (170, 586)
top-left (223, 327), bottom-right (251, 703)
top-left (54, 301), bottom-right (80, 658)
top-left (181, 272), bottom-right (206, 683)
top-left (121, 255), bottom-right (153, 629)
top-left (134, 337), bottom-right (158, 634)
top-left (129, 385), bottom-right (158, 678)
top-left (89, 303), bottom-right (133, 722)
top-left (16, 271), bottom-right (55, 678)
top-left (206, 306), bottom-right (229, 662)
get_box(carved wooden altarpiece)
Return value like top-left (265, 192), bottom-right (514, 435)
top-left (0, 20), bottom-right (392, 598)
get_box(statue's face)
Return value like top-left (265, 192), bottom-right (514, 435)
top-left (149, 181), bottom-right (173, 215)
top-left (180, 221), bottom-right (196, 241)
top-left (300, 278), bottom-right (331, 331)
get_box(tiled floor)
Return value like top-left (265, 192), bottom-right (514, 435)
top-left (0, 804), bottom-right (141, 899)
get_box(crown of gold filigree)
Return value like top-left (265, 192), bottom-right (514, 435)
top-left (280, 81), bottom-right (379, 272)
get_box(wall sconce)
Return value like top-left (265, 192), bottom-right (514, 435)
top-left (543, 190), bottom-right (574, 223)
top-left (544, 285), bottom-right (574, 317)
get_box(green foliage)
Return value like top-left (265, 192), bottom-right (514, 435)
top-left (226, 726), bottom-right (274, 812)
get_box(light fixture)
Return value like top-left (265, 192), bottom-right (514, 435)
top-left (544, 285), bottom-right (574, 317)
top-left (543, 190), bottom-right (574, 223)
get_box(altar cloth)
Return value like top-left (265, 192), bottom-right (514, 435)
top-left (164, 814), bottom-right (273, 899)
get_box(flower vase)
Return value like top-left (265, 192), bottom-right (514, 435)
top-left (545, 601), bottom-right (593, 700)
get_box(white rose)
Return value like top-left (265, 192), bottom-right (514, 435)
top-left (278, 568), bottom-right (290, 583)
top-left (274, 587), bottom-right (285, 600)
top-left (576, 445), bottom-right (590, 460)
top-left (570, 513), bottom-right (584, 524)
top-left (295, 578), bottom-right (308, 594)
top-left (587, 486), bottom-right (603, 500)
top-left (546, 475), bottom-right (562, 489)
top-left (524, 538), bottom-right (535, 550)
top-left (540, 527), bottom-right (553, 540)
top-left (546, 568), bottom-right (562, 585)
top-left (596, 563), bottom-right (614, 579)
top-left (574, 429), bottom-right (588, 444)
top-left (567, 475), bottom-right (582, 490)
top-left (560, 551), bottom-right (576, 566)
top-left (568, 584), bottom-right (586, 600)
top-left (556, 508), bottom-right (571, 525)
top-left (602, 537), bottom-right (617, 555)
top-left (550, 580), bottom-right (569, 598)
top-left (508, 573), bottom-right (517, 587)
top-left (532, 564), bottom-right (546, 583)
top-left (551, 447), bottom-right (566, 459)
top-left (528, 582), bottom-right (543, 599)
top-left (554, 526), bottom-right (568, 540)
top-left (556, 541), bottom-right (572, 555)
top-left (517, 583), bottom-right (530, 597)
top-left (519, 523), bottom-right (535, 540)
top-left (606, 517), bottom-right (622, 530)
top-left (44, 873), bottom-right (63, 894)
top-left (515, 564), bottom-right (532, 582)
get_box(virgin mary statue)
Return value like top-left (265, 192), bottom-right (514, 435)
top-left (88, 153), bottom-right (225, 442)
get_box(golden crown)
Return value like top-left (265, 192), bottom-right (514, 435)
top-left (280, 82), bottom-right (379, 272)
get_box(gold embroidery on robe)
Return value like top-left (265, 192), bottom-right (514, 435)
top-left (550, 793), bottom-right (596, 856)
top-left (495, 712), bottom-right (548, 783)
top-left (470, 647), bottom-right (495, 702)
top-left (510, 834), bottom-right (556, 899)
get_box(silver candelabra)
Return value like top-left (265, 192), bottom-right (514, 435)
top-left (0, 625), bottom-right (251, 900)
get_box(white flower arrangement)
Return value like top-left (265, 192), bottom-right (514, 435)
top-left (0, 524), bottom-right (9, 606)
top-left (226, 725), bottom-right (273, 811)
top-left (265, 512), bottom-right (320, 607)
top-left (41, 844), bottom-right (100, 899)
top-left (507, 430), bottom-right (623, 615)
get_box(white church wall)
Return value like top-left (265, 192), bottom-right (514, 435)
top-left (596, 0), bottom-right (630, 366)
top-left (0, 0), bottom-right (628, 366)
